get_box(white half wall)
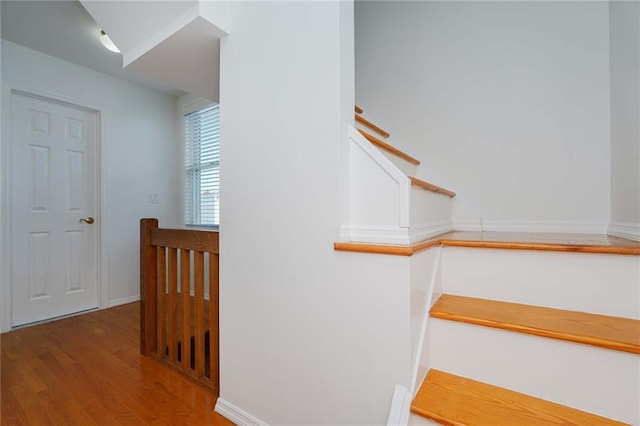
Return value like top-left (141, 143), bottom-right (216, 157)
top-left (0, 40), bottom-right (181, 320)
top-left (219, 2), bottom-right (410, 424)
top-left (356, 1), bottom-right (611, 231)
top-left (609, 1), bottom-right (640, 241)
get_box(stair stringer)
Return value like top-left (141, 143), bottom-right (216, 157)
top-left (341, 125), bottom-right (412, 244)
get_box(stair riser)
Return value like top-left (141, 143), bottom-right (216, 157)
top-left (428, 319), bottom-right (639, 425)
top-left (441, 247), bottom-right (640, 319)
top-left (410, 187), bottom-right (452, 229)
top-left (384, 151), bottom-right (417, 177)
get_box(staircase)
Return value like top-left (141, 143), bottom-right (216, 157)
top-left (337, 107), bottom-right (640, 425)
top-left (341, 106), bottom-right (456, 245)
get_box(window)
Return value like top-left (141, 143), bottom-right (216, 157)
top-left (184, 103), bottom-right (220, 227)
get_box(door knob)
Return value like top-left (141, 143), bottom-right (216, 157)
top-left (79, 217), bottom-right (95, 224)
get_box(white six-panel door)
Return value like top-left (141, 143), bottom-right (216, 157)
top-left (10, 91), bottom-right (99, 327)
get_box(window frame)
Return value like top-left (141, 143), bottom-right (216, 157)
top-left (182, 99), bottom-right (220, 230)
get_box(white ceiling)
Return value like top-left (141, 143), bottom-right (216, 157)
top-left (0, 0), bottom-right (186, 96)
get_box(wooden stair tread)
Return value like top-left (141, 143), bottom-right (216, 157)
top-left (355, 114), bottom-right (391, 138)
top-left (410, 177), bottom-right (456, 198)
top-left (412, 369), bottom-right (629, 426)
top-left (355, 105), bottom-right (363, 114)
top-left (357, 129), bottom-right (420, 165)
top-left (438, 231), bottom-right (640, 255)
top-left (431, 294), bottom-right (640, 354)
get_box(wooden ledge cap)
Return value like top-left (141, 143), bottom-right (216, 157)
top-left (355, 114), bottom-right (391, 138)
top-left (358, 130), bottom-right (420, 165)
top-left (410, 177), bottom-right (456, 198)
top-left (335, 231), bottom-right (640, 256)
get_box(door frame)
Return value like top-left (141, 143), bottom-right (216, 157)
top-left (1, 82), bottom-right (109, 331)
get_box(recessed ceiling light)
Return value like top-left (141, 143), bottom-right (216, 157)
top-left (99, 30), bottom-right (120, 53)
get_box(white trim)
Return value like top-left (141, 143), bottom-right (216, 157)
top-left (215, 398), bottom-right (269, 426)
top-left (608, 222), bottom-right (640, 242)
top-left (411, 246), bottom-right (442, 396)
top-left (107, 295), bottom-right (140, 308)
top-left (387, 385), bottom-right (411, 426)
top-left (1, 82), bottom-right (108, 330)
top-left (452, 218), bottom-right (482, 232)
top-left (182, 97), bottom-right (215, 116)
top-left (349, 125), bottom-right (411, 228)
top-left (340, 225), bottom-right (411, 245)
top-left (340, 222), bottom-right (452, 245)
top-left (453, 220), bottom-right (608, 234)
top-left (409, 221), bottom-right (454, 244)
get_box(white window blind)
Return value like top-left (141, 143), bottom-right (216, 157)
top-left (184, 103), bottom-right (220, 227)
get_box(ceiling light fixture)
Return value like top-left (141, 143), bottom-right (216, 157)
top-left (99, 30), bottom-right (120, 53)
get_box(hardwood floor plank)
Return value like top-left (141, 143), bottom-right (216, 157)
top-left (431, 294), bottom-right (640, 354)
top-left (1, 302), bottom-right (234, 425)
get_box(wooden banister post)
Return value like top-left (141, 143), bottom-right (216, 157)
top-left (140, 218), bottom-right (158, 355)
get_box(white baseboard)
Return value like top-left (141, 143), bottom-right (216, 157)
top-left (387, 385), bottom-right (411, 426)
top-left (408, 222), bottom-right (453, 243)
top-left (340, 222), bottom-right (452, 245)
top-left (608, 222), bottom-right (640, 242)
top-left (452, 219), bottom-right (482, 231)
top-left (107, 295), bottom-right (140, 308)
top-left (215, 398), bottom-right (269, 426)
top-left (340, 225), bottom-right (411, 245)
top-left (453, 220), bottom-right (608, 234)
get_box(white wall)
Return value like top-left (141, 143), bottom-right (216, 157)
top-left (609, 1), bottom-right (640, 240)
top-left (218, 2), bottom-right (411, 424)
top-left (0, 40), bottom-right (181, 318)
top-left (356, 1), bottom-right (612, 232)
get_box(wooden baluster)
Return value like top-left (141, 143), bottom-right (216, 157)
top-left (181, 250), bottom-right (191, 372)
top-left (167, 248), bottom-right (178, 362)
top-left (209, 252), bottom-right (220, 392)
top-left (156, 247), bottom-right (167, 358)
top-left (140, 218), bottom-right (158, 356)
top-left (194, 251), bottom-right (205, 378)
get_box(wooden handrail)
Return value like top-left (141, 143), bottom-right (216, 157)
top-left (355, 114), bottom-right (390, 138)
top-left (355, 105), bottom-right (364, 114)
top-left (150, 228), bottom-right (219, 252)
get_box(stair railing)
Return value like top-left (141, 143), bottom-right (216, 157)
top-left (140, 218), bottom-right (219, 394)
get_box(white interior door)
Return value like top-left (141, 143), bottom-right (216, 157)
top-left (10, 91), bottom-right (99, 327)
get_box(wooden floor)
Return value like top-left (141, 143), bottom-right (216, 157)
top-left (1, 302), bottom-right (234, 425)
